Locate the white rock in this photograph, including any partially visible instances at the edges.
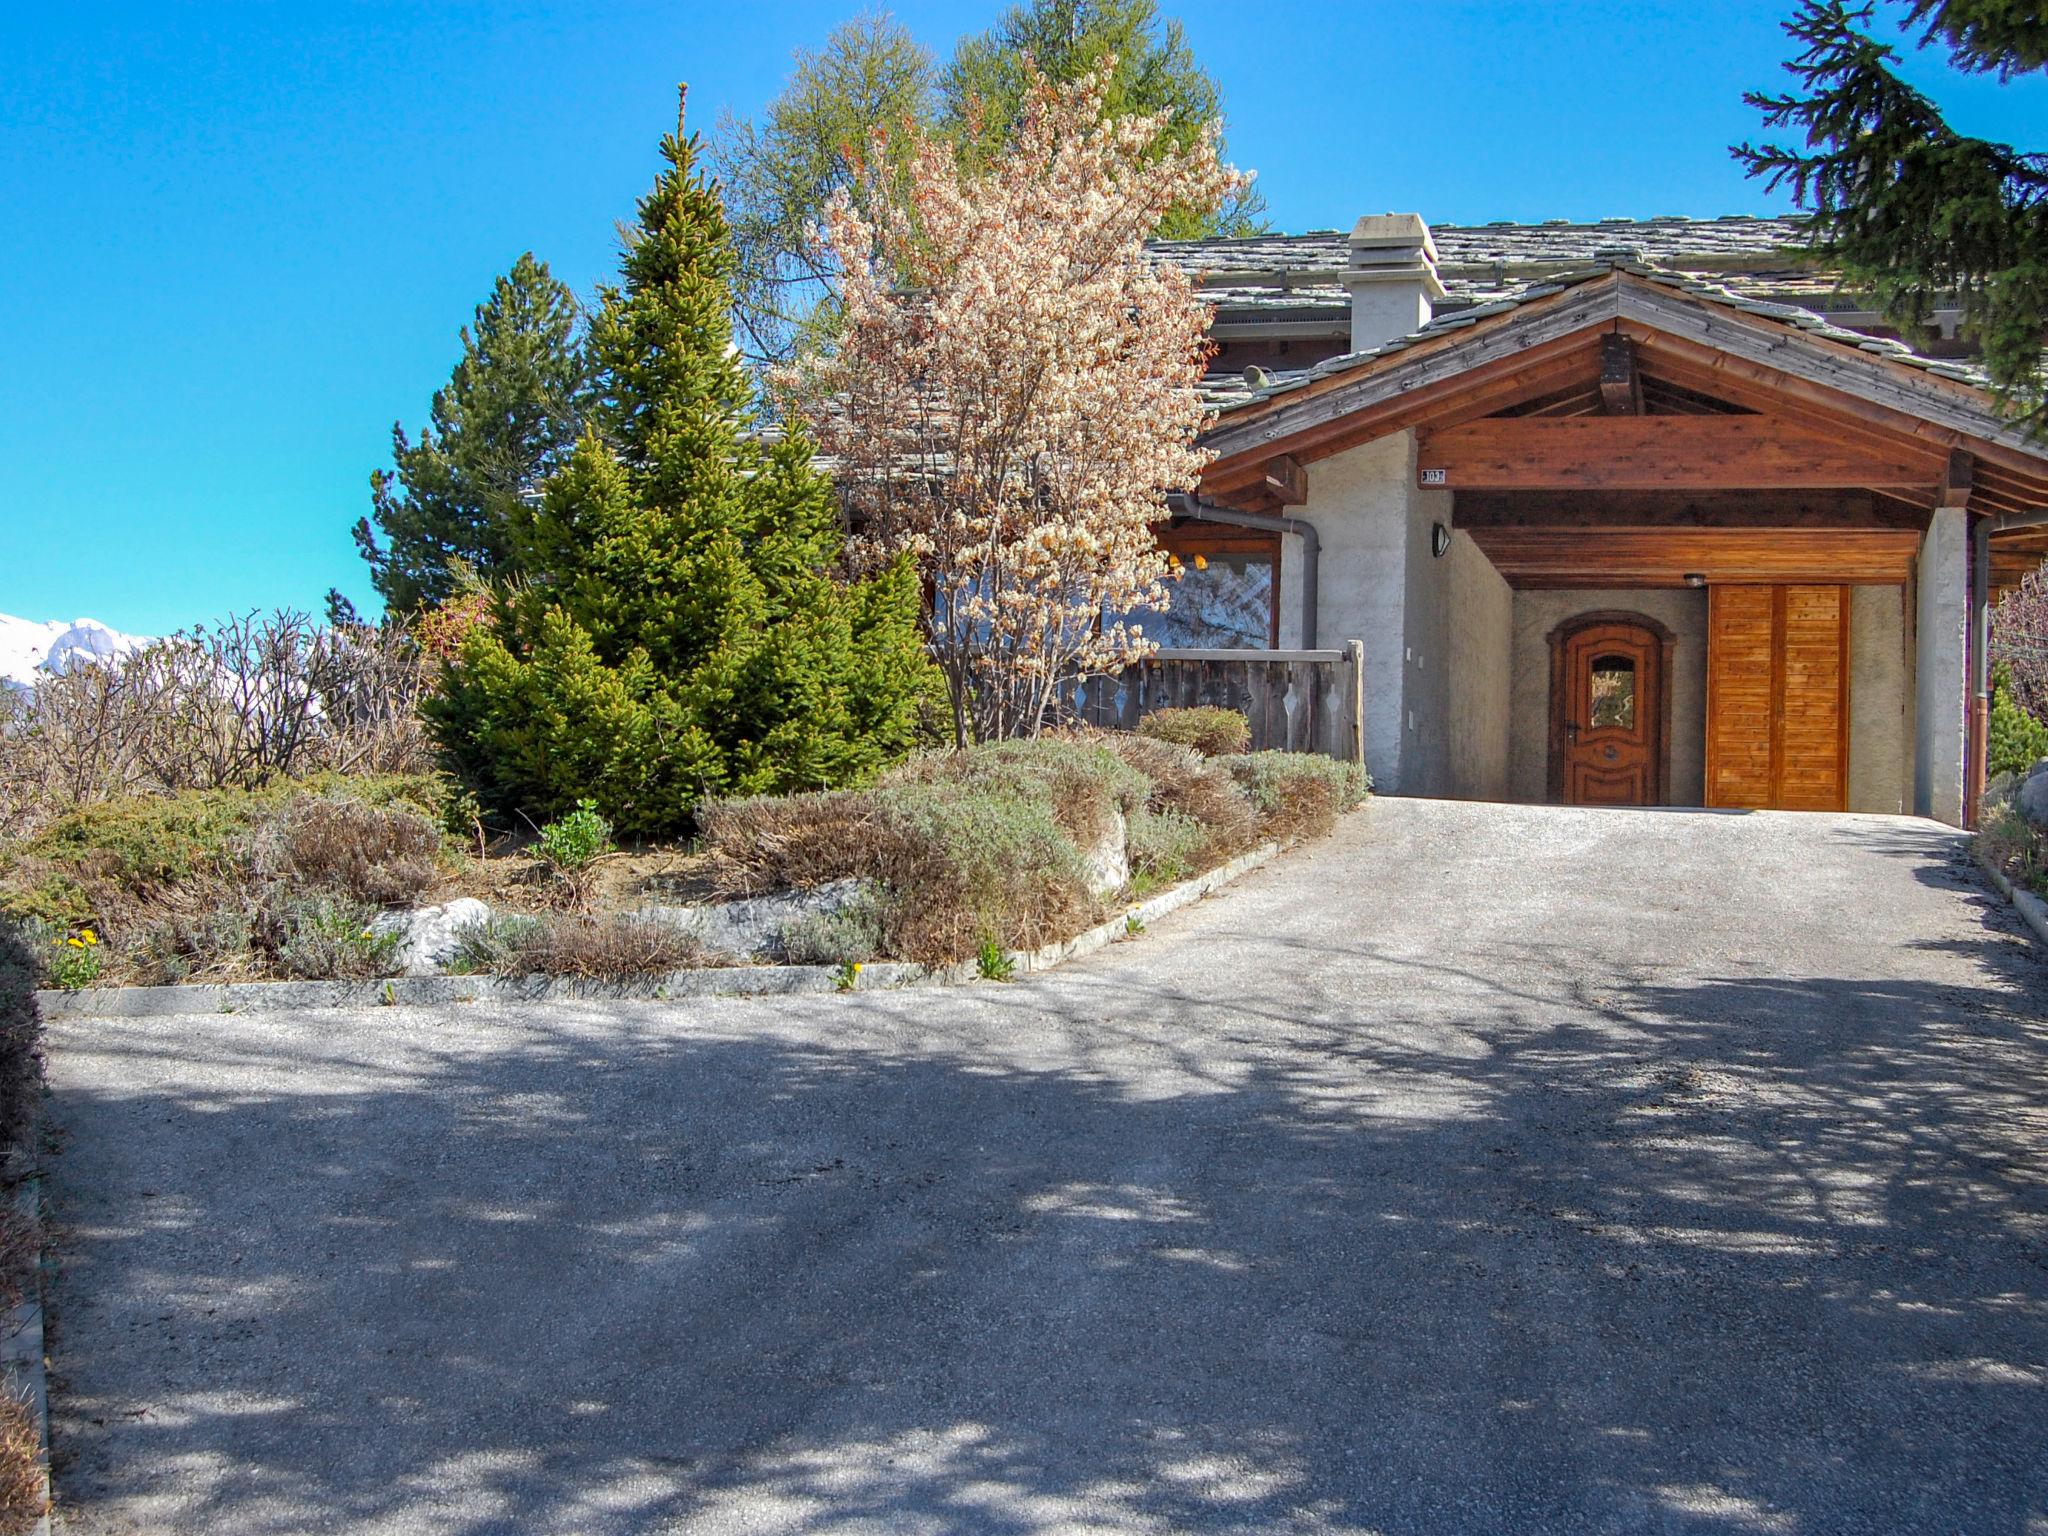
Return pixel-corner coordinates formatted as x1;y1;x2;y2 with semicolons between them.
372;897;492;976
1080;810;1129;898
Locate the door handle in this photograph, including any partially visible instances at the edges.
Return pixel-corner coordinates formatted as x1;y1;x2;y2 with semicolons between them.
1566;721;1580;743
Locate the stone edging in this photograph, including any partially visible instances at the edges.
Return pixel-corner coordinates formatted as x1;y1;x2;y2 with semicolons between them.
35;838;1289;1021
1;1168;48;1536
1975;847;2048;949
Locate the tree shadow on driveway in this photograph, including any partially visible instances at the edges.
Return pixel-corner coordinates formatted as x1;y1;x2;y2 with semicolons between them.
41;814;2048;1534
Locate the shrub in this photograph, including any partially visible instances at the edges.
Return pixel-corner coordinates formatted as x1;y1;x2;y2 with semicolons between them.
0;925;43;1158
0;1386;44;1534
127;904;255;986
253;894;404;981
699;770;1097;966
539;800;612;873
1137;706;1251;758
253;794;442;905
1989;663;2048;780
1125;806;1207;886
478;914;708;981
0;609;431;840
883;738;1148;851
780;892;885;966
1979;802;2047;894
1221;752;1370;843
445;913;544;975
1097;732;1260;864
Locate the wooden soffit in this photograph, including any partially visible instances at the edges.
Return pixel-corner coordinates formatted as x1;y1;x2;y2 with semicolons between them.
1465;527;1922;589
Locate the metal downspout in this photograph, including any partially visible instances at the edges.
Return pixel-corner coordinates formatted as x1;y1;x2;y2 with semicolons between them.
1167;494;1320;649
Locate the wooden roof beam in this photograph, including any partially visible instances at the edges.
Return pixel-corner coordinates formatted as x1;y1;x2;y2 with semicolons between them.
1599;334;1643;415
1417;416;1932;492
1941;448;1975;509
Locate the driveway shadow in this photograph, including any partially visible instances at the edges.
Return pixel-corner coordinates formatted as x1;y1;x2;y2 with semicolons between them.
44;917;2048;1535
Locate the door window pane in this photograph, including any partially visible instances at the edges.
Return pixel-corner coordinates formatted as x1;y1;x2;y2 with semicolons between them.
1589;654;1636;730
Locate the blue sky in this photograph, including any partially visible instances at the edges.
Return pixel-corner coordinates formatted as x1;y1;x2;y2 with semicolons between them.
6;1;2044;634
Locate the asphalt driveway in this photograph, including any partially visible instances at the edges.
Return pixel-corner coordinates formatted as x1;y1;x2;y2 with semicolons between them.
43;799;2048;1535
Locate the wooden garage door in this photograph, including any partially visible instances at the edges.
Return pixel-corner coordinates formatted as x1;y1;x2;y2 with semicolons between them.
1706;584;1849;811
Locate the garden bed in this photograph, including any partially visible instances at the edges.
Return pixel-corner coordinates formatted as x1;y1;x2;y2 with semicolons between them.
8;718;1367;1008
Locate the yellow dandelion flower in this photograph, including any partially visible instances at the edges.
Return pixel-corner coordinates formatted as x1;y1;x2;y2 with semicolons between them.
66;938;84;949
81;928;98;945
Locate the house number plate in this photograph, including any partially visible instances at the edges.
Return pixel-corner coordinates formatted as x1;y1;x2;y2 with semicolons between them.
1419;468;1448;486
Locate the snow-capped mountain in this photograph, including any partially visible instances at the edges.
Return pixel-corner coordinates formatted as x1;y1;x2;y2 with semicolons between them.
0;614;151;694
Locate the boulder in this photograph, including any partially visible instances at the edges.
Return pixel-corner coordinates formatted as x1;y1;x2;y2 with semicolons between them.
372;897;492;976
2019;763;2048;829
1080;810;1129;898
637;879;873;960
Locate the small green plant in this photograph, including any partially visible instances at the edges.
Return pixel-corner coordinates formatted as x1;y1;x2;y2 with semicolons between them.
977;936;1015;982
1124;910;1145;937
538;800;613;873
48;927;103;990
1989;663;2048;780
1137;706;1251;758
833;959;862;992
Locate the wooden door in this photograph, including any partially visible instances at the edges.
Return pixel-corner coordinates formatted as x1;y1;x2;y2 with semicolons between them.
1556;621;1666;805
1706;584;1849;810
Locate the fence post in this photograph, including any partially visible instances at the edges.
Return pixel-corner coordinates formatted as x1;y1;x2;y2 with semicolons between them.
1345;639;1366;766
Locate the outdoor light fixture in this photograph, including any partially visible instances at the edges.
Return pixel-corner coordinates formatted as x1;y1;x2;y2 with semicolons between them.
1431;522;1451;558
1684;572;1707;588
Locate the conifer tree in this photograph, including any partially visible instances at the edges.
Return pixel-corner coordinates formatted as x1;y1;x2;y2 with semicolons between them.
356;253;592;613
428;89;931;837
1737;2;2048;432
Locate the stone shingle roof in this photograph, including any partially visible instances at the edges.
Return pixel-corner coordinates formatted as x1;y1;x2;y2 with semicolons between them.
1184;261;1991;414
1149;214;1868;321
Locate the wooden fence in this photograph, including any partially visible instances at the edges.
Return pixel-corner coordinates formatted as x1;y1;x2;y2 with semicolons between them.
1060;642;1365;762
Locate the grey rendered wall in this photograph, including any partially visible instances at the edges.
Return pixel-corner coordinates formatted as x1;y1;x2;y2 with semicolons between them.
1444;531;1512;798
1507;589;1710;806
1286;430;1452;792
1914;508;1967;825
1848;584;1912;816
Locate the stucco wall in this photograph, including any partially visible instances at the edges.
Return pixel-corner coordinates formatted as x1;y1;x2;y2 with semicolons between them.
1914;508;1968;825
1507;589;1710;806
1848;584;1912;815
1287;430;1452;793
1444;531;1512;798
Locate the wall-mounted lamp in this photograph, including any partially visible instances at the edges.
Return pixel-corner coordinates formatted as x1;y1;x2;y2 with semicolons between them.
1431;522;1451;559
1683;572;1707;589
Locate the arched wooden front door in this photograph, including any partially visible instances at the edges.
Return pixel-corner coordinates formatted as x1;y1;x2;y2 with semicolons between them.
1548;614;1671;806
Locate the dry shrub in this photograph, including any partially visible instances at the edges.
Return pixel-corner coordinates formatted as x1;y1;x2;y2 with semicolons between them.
882;738;1146;852
0;1388;42;1536
0;928;41;1160
0;1209;37;1317
1222;752;1369;843
1137;706;1251;758
0;610;432;839
488;914;709;980
258;795;441;905
696;791;884;897
699;770;1097;966
1098;732;1259;862
1979;803;2046;890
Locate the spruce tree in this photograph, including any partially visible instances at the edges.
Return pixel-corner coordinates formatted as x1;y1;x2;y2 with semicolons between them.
355;253;592;613
428;91;932;838
1737;2;2048;432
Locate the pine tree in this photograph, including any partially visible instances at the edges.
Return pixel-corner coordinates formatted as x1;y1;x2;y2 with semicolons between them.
355;253;592;613
1736;2;2048;433
428;90;932;838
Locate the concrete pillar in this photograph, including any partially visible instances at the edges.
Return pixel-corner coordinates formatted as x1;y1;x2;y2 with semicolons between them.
1915;508;1968;824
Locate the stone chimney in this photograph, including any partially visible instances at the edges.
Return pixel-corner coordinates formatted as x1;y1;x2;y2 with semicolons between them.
1346;213;1443;354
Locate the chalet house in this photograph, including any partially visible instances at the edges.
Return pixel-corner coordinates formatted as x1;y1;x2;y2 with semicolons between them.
1144;214;2048;827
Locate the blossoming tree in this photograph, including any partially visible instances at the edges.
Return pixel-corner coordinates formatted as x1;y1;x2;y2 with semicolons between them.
785;63;1247;744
